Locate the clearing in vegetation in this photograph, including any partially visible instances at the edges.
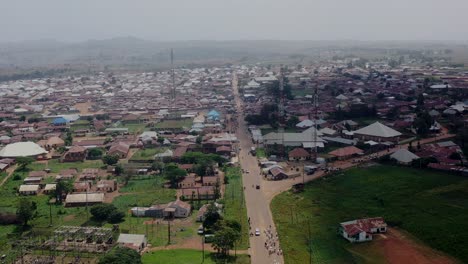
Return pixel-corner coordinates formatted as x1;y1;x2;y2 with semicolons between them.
271;165;468;264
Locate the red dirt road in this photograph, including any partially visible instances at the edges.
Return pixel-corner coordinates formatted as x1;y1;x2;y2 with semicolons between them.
379;228;458;264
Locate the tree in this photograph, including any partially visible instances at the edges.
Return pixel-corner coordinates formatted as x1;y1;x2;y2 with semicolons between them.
16;199;37;226
16;157;34;171
196;135;203;144
19;115;26;122
108;211;125;223
163;163;187;188
88;148;103;159
157;136;165;144
212;224;241;256
115;164;124;176
102;155;119;166
99;247;142;264
64;131;73;146
286;116;299;128
54;180;73;203
90;204;117;221
203;203;222;230
151;161;165;172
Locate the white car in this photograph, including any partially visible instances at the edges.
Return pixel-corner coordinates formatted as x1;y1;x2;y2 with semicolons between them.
255;228;260;236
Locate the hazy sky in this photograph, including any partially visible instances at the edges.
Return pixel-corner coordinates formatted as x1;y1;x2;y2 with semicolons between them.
2;0;468;42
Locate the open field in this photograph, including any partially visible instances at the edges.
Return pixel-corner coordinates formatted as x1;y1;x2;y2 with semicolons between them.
271;165;468;264
29;159;104;173
223;167;249;250
142;249;250;264
129;148;167;161
155;119;193;129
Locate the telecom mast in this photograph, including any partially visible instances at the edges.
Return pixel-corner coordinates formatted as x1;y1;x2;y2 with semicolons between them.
171;48;175;101
312;86;319;161
278;67;286;158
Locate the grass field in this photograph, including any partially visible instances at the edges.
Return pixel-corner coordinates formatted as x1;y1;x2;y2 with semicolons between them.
271;165;468;264
256;148;266;158
142;249;250;264
29;159;104;173
155;119;193;129
223;167;249;250
130;148;168;161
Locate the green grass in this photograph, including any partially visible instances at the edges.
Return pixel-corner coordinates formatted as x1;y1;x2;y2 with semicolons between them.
155;119;193;129
256;148;266;158
142;249;250;264
223;167;249;250
271;165;468;264
130;148;167;161
29;159;104;173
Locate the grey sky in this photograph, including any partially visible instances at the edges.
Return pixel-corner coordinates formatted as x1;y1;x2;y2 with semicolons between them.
2;0;467;42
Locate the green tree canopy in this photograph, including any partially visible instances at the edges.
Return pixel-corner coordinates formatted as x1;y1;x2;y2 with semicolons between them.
102;154;119;166
16;199;37;226
99;247;142;264
16;156;34;171
163;163;187;188
88;148;104;159
54;180;73;203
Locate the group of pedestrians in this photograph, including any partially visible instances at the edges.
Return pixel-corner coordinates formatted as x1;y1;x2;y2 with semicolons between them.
264;225;282;256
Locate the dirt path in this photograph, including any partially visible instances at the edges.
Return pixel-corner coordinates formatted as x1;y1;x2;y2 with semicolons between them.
0;164;18;187
379;228;459;264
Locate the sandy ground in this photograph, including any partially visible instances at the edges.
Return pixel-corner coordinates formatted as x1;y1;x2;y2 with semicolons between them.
378;228;459;264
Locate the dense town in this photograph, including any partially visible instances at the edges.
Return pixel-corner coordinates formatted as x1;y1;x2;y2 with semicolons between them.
1;54;468;264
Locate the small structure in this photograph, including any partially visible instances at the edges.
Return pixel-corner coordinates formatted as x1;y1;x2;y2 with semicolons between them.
61;146;87;162
117;234;147;252
329;146;364;160
96;180;117;192
52;117;68;126
269;167;288;180
0;141;47;158
288;148;310;161
178;175;195;188
353;122;402;143
108;142;130;159
44;183;57;194
65;193;104;207
19;184;40;195
164;200;191;218
390;149;420;165
339;217;387;243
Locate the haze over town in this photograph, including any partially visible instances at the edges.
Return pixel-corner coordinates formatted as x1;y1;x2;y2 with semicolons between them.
1;1;468;264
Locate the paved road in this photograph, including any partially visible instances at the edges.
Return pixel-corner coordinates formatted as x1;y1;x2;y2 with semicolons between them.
232;74;283;264
231;72;454;264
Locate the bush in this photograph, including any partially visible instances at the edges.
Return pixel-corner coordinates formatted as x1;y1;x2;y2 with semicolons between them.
90;204;125;223
99;246;142;264
90;204;116;221
108;211;125;223
12;174;22;181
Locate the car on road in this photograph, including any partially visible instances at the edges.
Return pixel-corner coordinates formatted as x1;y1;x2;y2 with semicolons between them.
245;170;250;174
255;228;260;236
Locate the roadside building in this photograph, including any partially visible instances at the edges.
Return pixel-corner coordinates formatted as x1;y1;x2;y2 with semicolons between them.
339;217;387;243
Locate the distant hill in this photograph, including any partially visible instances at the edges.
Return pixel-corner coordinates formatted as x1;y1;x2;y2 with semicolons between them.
0;37;466;70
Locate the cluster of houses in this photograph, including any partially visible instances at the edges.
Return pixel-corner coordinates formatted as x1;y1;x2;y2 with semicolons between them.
240;62;468;174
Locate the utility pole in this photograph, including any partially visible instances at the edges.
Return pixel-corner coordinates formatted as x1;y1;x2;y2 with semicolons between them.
167;220;171;245
202;234;205;263
49;203;53;227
